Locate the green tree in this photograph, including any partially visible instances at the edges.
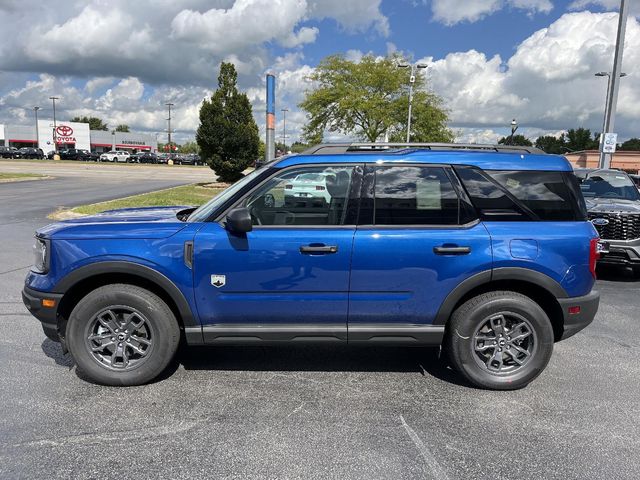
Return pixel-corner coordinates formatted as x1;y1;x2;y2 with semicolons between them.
70;116;108;131
565;128;598;151
180;141;199;154
621;138;640;151
498;134;533;147
290;141;310;153
115;124;130;132
197;62;260;182
299;54;453;143
535;135;566;154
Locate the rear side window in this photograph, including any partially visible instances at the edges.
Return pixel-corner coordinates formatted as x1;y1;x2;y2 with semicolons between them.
370;166;462;225
456;167;585;221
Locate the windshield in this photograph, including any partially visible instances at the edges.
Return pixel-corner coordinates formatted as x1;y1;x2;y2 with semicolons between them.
579;171;640;201
187;168;264;222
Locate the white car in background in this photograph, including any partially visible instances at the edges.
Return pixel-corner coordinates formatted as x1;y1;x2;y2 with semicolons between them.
284;172;332;203
99;150;131;163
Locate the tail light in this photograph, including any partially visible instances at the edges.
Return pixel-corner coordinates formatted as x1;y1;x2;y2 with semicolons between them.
285;184;293;189
316;185;325;191
589;238;599;278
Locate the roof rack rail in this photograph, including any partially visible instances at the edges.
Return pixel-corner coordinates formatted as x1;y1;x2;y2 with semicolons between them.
300;142;545;155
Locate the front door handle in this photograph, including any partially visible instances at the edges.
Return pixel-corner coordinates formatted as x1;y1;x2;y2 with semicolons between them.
433;246;471;255
300;245;338;254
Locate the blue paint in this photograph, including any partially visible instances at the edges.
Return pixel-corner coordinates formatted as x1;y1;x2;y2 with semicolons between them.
266;74;275;115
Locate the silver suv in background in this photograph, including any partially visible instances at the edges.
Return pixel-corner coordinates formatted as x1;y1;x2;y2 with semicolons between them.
576;168;640;271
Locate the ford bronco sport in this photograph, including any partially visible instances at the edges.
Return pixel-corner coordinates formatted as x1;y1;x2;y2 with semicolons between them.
23;143;600;389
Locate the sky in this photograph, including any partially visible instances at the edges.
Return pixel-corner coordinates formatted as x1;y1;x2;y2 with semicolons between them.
0;0;639;146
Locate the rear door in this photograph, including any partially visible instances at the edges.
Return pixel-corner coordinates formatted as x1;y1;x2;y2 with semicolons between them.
348;164;492;339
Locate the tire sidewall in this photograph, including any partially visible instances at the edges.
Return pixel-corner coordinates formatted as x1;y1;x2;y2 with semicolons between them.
451;294;554;390
66;286;179;386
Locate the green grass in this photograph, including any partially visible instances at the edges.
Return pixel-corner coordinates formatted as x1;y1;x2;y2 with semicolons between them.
68;183;224;216
0;172;46;181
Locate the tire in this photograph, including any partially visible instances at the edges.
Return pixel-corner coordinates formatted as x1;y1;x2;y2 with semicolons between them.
66;284;180;386
445;291;554;390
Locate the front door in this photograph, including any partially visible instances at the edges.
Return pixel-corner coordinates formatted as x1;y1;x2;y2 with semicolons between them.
193;164;360;342
348;164;492;340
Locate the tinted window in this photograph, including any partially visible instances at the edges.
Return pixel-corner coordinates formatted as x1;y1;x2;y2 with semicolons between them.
488;171;583;220
243;166;356;226
457;167;583;221
373;166;460;225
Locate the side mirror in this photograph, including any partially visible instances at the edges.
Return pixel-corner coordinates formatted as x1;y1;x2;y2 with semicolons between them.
225;207;253;234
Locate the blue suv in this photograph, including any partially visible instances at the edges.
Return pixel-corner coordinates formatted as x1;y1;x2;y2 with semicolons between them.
23;143;600;389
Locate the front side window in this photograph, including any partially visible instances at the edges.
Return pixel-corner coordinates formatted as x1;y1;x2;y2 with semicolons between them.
371;166;461;226
242;166;356;226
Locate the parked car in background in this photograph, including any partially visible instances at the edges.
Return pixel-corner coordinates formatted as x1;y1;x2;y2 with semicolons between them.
0;146;15;158
179;153;202;166
577;168;640;272
18;147;45;159
284;171;332;204
156;153;169;164
46;150;56;159
9;147;22;158
137;152;158;164
99;150;131;163
59;148;90;161
23;142;600;389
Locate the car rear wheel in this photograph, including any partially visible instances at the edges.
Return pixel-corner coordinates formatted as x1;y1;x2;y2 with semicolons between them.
445;291;554;390
66;284;180;386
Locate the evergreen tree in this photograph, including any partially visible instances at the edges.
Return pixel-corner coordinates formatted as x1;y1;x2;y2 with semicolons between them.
197;62;260;182
498;134;533;147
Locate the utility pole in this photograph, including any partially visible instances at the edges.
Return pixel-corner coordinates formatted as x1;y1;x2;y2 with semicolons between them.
49;96;59;152
595;71;627;159
397;62;428;142
33;106;40;148
165;102;174;151
281;108;289;152
600;0;630;169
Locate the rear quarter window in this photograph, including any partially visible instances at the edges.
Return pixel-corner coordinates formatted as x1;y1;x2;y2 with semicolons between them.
456;168;585;221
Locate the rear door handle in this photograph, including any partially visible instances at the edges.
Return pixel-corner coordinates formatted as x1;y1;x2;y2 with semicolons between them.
433;246;471;255
300;245;338;254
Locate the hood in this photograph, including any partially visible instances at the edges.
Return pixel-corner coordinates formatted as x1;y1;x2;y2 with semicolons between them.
586;198;640;214
38;206;193;240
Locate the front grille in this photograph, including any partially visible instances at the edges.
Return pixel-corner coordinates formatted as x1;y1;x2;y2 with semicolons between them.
588;212;640;240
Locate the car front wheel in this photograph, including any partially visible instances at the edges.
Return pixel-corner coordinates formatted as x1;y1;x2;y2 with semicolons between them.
66;284;180;386
445;291;554;390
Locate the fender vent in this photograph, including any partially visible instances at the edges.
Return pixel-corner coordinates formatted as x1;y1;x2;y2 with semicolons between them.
184;241;194;269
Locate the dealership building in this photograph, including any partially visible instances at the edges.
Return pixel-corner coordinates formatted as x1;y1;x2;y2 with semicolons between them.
0;120;157;153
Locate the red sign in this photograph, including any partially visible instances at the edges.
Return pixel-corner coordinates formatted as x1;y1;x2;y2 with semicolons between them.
55;125;76;144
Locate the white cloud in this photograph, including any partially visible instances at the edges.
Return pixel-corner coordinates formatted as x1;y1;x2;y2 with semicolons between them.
308;0;389;36
431;0;553;25
428;11;640;137
170;0;309;52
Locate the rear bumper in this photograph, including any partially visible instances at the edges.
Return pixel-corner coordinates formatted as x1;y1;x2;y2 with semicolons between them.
557;290;599;341
21;286;63;342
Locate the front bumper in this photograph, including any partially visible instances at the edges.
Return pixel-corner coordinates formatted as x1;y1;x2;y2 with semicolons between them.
21;286;63;342
557;290;600;341
597;237;640;266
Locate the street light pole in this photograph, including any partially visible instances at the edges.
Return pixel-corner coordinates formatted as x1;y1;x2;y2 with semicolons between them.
281;108;289;151
165;102;174;150
600;0;630;169
33;106;40;148
595;71;627;160
397;62;428;142
49;96;59;152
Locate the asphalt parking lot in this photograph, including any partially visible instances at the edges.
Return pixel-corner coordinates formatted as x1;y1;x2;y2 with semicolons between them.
1;162;639;479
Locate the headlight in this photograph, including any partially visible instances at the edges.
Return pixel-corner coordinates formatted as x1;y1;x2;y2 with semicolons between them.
32;237;50;273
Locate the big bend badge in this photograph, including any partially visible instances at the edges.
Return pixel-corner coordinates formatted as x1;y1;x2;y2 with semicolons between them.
211;274;226;288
